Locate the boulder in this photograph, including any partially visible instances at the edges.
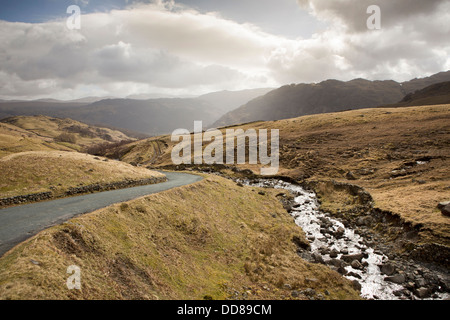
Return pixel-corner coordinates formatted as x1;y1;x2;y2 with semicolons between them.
337;267;348;275
414;287;431;299
438;202;450;217
351;260;363;270
303;288;316;297
312;252;325;264
356;216;375;227
384;274;406;284
327;258;344;268
347;271;362;279
341;253;367;263
380;263;396;276
346;171;357;180
329;249;339;259
334;227;345;239
351;280;362;291
437;201;450;209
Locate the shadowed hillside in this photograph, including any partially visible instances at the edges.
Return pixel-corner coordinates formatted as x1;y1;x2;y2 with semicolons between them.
386;81;450;108
213;71;450;127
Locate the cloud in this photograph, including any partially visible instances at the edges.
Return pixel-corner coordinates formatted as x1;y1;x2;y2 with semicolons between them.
0;3;282;99
0;1;448;100
278;0;450;82
297;0;446;32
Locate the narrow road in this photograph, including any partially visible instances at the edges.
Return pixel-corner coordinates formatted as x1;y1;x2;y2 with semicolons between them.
0;171;203;257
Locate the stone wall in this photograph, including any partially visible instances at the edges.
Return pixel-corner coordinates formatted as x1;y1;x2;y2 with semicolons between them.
0;176;167;207
0;192;53;207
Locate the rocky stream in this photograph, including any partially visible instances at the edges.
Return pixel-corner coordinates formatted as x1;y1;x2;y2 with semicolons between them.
237;178;450;300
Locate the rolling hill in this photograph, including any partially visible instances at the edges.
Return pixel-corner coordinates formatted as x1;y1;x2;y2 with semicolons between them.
0;115;165;205
110;104;450;252
0;89;273;136
213;71;450;127
0;115;134;156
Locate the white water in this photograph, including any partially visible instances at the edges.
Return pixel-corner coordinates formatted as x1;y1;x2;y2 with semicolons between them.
239;178;448;300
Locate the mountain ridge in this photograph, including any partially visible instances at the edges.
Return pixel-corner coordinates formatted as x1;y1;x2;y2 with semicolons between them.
213;71;450;127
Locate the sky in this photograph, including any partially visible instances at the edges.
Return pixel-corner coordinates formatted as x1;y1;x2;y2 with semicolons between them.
0;0;449;100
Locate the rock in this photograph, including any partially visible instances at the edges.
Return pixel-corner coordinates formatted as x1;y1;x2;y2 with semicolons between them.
334;227;345;239
346;171;357;180
393;290;404;297
405;282;415;291
292;235;311;251
297;250;314;262
327;258;343;268
414;287;431;299
305;278;319;284
312;253;325;264
341;253;366;263
438;202;450;217
380;263;396;276
351;260;363;270
437;201;450;209
337;267;347;275
347;271;362;279
304;288;316;297
351;280;362;291
356;216;375;227
329;249;339;258
415;278;427;288
384;274;406;284
258;191;266;196
30;259;40;265
291;290;299;298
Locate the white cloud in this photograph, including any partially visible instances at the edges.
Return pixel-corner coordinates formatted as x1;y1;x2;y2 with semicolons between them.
0;1;448;100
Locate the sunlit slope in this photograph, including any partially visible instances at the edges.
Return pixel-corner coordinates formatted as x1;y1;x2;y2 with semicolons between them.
0;174;360;300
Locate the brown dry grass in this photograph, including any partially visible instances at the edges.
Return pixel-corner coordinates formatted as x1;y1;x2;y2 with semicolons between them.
0;115;133;157
0;122;74;158
120;104;450;247
0;174;360;300
0;151;165;198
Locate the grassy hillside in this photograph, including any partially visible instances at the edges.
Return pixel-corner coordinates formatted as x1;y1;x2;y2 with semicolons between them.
0;151;165;199
113;105;450;248
0;121;74;157
1;115;133;153
0;174;360;300
387;81;450;108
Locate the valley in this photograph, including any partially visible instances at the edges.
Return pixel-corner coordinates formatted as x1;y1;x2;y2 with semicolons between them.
0;78;448;301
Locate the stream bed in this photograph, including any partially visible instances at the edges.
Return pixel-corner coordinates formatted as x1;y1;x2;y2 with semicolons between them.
237;178;450;300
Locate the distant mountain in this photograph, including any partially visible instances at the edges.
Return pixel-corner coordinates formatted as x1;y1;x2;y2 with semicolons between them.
197;88;274;120
64;98;222;136
213;71;450;127
400;71;450;94
0;100;90;122
0;88;272;136
387;81;450;108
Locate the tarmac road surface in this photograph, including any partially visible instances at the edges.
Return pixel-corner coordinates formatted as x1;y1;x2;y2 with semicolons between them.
0;171;203;257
